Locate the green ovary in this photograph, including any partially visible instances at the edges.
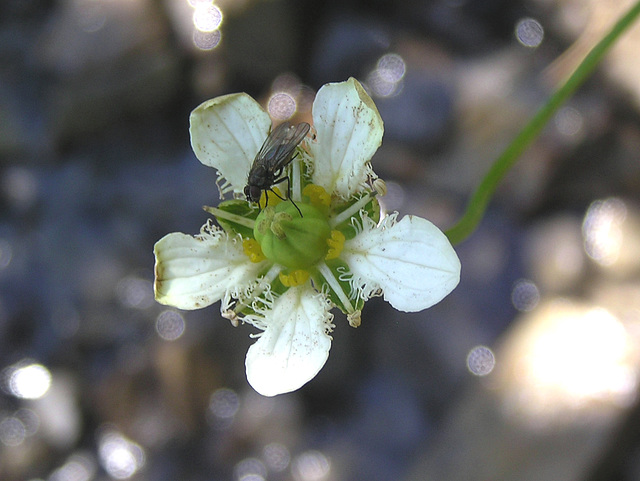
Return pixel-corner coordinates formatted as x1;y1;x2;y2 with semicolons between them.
254;202;331;270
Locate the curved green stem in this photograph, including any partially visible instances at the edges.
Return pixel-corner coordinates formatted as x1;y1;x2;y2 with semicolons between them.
445;0;640;245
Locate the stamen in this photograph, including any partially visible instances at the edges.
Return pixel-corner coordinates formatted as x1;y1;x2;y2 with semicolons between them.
317;262;355;314
279;269;310;287
292;157;302;202
260;187;284;209
242;238;266;263
325;230;345;260
233;264;282;316
347;310;362;328
215;176;233;199
329;191;376;228
203;206;256;229
221;309;240;327
372;178;387;196
303;184;331;208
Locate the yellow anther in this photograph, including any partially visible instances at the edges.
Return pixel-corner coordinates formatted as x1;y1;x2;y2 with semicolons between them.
279;269;310;287
347;310;361;328
325;230;345;260
242;238;266;263
259;187;284;209
303;184;331;208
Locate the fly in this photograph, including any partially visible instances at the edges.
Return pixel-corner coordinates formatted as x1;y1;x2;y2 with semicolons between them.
244;121;310;217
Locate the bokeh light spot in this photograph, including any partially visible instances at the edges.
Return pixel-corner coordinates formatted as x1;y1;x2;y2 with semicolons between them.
15;409;39;437
193;28;221;50
268;92;297;120
467;346;496;376
367;53;406;97
555;106;584;137
582;197;627;266
5;362;52;399
116;276;154;309
377;53;406;83
155;310;185;341
0;416;27;446
209;388;240;419
291;450;330;481
511;279;540;312
263;442;291;472
515;18;544;47
98;430;145;479
234;457;267;481
49;453;97;481
193;3;222;32
207;388;240;430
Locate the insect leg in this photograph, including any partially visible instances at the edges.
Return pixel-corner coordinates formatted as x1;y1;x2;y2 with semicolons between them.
271;176;302;217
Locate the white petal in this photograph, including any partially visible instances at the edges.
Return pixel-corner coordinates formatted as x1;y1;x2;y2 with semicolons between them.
189;93;272;194
342;214;461;312
310;77;383;198
245;286;333;396
154;230;263;310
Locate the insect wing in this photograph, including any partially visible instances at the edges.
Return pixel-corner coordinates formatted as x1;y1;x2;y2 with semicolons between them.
255;122;310;171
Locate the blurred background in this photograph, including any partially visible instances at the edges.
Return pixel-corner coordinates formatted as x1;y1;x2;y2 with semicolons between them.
2;0;640;480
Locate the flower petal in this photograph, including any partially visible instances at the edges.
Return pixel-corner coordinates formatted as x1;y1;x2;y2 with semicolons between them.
310;77;383;198
342;214;461;312
154;229;264;310
245;286;333;396
190;93;272;195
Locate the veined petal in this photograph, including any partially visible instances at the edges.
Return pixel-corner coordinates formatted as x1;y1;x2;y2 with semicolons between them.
190;93;272;195
245;286;333;396
154;229;265;310
342;214;461;312
310;77;383;198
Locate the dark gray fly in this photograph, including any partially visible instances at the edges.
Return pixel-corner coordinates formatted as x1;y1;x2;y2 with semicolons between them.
244;122;310;216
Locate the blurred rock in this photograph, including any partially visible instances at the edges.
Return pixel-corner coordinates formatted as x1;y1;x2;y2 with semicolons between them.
222;0;300;92
405;297;640;481
581;197;640;279
371;39;456;149
542;0;640;110
524;214;586;294
33;0;182;144
310;16;390;86
328;369;429;481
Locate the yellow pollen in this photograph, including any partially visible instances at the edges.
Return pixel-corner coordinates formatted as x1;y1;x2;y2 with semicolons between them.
325;230;345;260
259;187;284;209
303;184;331;208
279;269;310;287
242;238;266;263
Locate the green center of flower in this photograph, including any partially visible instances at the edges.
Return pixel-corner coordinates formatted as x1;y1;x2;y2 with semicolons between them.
254;201;331;270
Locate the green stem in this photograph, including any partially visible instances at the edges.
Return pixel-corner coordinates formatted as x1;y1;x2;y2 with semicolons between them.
445;0;640;245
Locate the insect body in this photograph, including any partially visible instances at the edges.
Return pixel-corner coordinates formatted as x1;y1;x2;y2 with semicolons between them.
244;122;310;216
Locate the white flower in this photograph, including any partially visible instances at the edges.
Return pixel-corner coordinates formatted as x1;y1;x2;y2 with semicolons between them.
154;78;461;396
